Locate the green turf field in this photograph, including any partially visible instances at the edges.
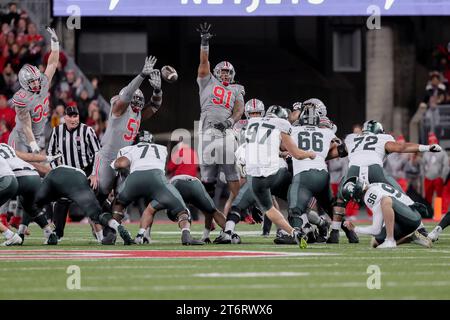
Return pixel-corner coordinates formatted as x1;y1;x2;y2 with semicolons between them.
0;222;449;300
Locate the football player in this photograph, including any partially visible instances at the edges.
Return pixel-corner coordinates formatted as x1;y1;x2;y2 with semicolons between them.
275;101;347;244
196;22;245;216
0;143;61;244
329;120;442;244
111;131;204;245
342;177;431;249
236;105;315;248
134;174;227;244
0;157;22;246
9;27;59;153
216;105;294;244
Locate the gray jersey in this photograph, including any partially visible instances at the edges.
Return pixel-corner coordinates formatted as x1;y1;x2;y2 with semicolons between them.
12;73;50;143
197;74;245;137
99;96;142;162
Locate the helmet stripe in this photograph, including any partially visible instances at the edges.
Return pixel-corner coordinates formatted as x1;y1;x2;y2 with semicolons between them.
27;65;38;77
252;99;256;110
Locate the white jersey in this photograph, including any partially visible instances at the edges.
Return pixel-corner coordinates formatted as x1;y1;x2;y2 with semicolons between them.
345;133;394;167
114;142;167;174
0;157;14;177
245;116;291;177
0;143;38;177
355;183;415;236
291;125;335;175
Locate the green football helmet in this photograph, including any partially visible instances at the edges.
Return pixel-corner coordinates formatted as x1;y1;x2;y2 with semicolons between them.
266;105;288;120
341;176;368;203
362;120;384;134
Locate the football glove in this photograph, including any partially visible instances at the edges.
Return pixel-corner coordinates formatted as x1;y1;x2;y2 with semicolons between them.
214;119;233;132
429;144;442;152
148;69;161;90
141;56;157;77
197;22;214;46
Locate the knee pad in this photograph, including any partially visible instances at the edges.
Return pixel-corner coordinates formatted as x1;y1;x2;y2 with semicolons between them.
202;181;216;199
99;212;113;226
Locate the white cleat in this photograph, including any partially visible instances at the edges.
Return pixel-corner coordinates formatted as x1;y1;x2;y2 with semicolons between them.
376;239;397;249
428;226;442;242
411;230;432;248
1;233;23;246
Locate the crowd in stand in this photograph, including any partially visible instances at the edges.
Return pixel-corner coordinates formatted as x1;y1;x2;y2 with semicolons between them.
0;2;108;147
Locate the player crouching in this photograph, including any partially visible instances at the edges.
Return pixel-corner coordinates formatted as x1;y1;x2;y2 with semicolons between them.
341;177;432;249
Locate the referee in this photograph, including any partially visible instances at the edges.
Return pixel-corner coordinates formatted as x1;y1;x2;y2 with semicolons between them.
47;105;101;239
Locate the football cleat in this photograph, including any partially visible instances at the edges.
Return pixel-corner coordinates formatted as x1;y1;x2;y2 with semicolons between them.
201;237;212;244
134;234;145;244
18;233;25;245
376;239;396;249
428;226;442;242
118;225;134;245
342;221;359;243
327;229;340;244
416;227;428;237
213;231;232;244
1;233;23;246
370;237;379;248
44;232;58;245
231;232;242;244
181;230;205;246
411;230;432;248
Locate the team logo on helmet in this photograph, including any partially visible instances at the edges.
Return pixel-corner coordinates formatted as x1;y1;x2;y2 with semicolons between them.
341;176;368;203
18;64;41;93
134;130;154;145
130;89;145;113
299;102;320;126
244;98;265;119
303;98;327;117
213;61;235;86
266;105;288;120
362;120;384;134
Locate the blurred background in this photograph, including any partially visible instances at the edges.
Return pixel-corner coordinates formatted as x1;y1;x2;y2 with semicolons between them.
0;0;449;222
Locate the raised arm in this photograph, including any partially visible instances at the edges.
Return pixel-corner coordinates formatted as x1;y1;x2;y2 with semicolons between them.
281;132;316;160
142;69;163;120
112;56;157;117
44;27;60;82
197;22;213;78
15;107;39;153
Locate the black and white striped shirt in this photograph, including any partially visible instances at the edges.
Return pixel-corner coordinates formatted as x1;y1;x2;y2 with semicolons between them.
48;123;101;175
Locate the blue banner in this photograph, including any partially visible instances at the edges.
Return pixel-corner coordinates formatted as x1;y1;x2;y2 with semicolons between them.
54;0;450;17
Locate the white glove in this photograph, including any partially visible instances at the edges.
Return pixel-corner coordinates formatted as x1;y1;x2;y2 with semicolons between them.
429;144;442;153
148;69;161;90
29;141;40;154
141;56;157;77
293;102;302;111
46;27;59;51
46;153;63;163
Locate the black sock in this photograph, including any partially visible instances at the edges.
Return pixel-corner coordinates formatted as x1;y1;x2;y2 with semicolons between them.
438;211;450;230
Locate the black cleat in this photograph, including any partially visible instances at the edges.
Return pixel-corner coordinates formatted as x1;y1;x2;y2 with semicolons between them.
18;233;25;245
213;231;232;244
342;223;359;243
118;225;134;245
417;227;428;238
46;232;58;245
182;230;205;246
327;229;340;244
274;232;297;245
202;237;212;244
101;226;117;245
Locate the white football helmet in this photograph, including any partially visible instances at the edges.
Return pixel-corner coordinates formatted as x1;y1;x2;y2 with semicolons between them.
303;98;327;117
244;98;265;118
130;89;145;113
213;61;235;85
18;64;41;93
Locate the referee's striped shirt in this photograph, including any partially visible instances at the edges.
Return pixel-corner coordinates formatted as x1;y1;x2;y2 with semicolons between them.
48;123;101;175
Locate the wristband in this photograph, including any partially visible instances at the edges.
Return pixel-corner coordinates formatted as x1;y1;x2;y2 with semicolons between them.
51;41;59;51
418;145;430;152
201;45;209;53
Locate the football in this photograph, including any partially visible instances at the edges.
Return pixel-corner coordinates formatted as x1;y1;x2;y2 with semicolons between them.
161;65;178;83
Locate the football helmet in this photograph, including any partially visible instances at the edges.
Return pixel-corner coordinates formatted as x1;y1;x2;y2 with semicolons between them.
213;61;235;85
18;64;41;93
362;120;384;134
130;89;145;113
299;102;320;126
341;176;368;203
266;105;288;120
244;98;265;118
303;98;327;117
134;130;154;145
